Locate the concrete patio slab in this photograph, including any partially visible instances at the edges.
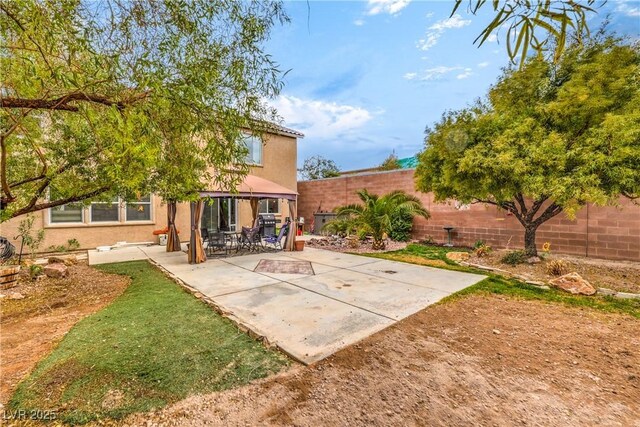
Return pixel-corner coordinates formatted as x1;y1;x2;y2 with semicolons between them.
88;246;148;265
177;262;280;297
87;244;486;364
289;269;451;320
348;259;485;293
214;282;394;363
285;247;380;269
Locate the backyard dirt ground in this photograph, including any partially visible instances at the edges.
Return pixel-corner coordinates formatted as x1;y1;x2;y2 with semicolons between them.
0;263;129;404
468;250;640;294
121;294;640;427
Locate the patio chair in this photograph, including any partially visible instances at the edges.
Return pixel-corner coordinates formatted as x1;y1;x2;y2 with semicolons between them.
239;226;263;252
264;224;288;251
201;228;227;256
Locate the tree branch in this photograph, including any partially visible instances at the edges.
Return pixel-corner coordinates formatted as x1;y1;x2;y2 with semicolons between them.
1;91;149;112
10;186;110;219
532;202;563;228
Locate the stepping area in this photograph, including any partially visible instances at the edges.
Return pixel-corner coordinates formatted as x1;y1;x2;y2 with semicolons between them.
89;245;485;364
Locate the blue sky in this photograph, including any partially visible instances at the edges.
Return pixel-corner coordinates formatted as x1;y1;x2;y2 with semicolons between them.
265;0;640;171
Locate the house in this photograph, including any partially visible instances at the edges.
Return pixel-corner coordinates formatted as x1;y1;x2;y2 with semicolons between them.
1;125;303;251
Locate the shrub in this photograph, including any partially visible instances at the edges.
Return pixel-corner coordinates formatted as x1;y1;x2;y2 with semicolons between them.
474;243;492;257
67;239;80;250
546;259;568;276
324;217;357;237
473;240;486;249
501;250;527;266
29;264;43;280
388;207;414;242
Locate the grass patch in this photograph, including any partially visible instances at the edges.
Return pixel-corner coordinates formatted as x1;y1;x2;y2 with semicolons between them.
361;243;476;273
9;261;289;424
371;244;640;319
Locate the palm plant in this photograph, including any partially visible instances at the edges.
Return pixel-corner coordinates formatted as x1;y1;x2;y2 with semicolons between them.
334;189;430;250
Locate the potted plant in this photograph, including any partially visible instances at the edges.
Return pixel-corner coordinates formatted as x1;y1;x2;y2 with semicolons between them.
294;239;305;251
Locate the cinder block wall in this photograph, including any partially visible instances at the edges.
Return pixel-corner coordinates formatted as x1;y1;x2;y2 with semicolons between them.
298;169;640;261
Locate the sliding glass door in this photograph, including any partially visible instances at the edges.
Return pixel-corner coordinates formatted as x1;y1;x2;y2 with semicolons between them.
202;198;236;232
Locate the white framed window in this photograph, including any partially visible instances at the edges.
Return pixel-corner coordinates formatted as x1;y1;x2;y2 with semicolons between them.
243;134;262;165
50;203;84;223
90;197;120;222
125;195;152;221
258;198;279;214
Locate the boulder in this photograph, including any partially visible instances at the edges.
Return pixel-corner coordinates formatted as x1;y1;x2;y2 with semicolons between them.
44;263;68;279
48;255;77;266
445;251;470;262
549;272;596;296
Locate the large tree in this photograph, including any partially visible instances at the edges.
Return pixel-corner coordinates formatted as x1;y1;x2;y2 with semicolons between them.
1;0;288;221
298;155;340;180
416;35;640;256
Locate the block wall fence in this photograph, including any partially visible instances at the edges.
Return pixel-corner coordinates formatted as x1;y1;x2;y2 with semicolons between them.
297;169;640;262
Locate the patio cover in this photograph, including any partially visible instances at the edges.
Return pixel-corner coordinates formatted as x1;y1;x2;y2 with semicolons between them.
199;174;298;201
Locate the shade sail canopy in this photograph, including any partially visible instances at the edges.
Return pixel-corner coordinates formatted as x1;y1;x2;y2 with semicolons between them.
199;174;297;200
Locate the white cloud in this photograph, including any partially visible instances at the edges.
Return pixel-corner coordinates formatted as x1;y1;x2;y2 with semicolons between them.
416;13;471;51
425;11;434;18
416;66;463;81
618;4;640;16
353;19;365;26
486;33;498;42
271;95;374;139
366;0;410;16
403;72;417;80
416;32;441;51
477;61;490;68
456;68;473;79
428;14;471;31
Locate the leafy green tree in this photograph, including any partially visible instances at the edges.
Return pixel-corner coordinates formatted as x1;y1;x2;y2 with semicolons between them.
334;189;430;250
453;0;602;64
1;0;288;221
379;151;401;171
298;155;340;180
416;35;639;256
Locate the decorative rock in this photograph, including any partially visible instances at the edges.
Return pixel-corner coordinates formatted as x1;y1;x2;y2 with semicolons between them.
44;263;68;279
526;256;541;264
445;251;471;262
548;272;596;296
8;292;25;300
48;255;77;266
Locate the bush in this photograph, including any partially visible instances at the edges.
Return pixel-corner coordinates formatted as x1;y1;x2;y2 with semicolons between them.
501;250;527;266
546;259;568;276
388;207;414;242
29;264;43;280
474;243;492;257
324;218;357;237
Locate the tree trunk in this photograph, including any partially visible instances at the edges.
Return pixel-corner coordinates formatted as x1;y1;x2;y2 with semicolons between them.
524;224;538;257
372;238;386;250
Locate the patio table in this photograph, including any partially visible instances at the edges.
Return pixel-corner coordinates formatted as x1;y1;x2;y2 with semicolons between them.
223;231;242;253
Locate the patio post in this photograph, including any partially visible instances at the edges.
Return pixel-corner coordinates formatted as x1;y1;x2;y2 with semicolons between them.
166;201;181;252
285;197;298;251
188;200;206;264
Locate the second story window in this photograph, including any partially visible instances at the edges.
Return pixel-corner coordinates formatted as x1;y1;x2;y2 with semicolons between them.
243;135;262;165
